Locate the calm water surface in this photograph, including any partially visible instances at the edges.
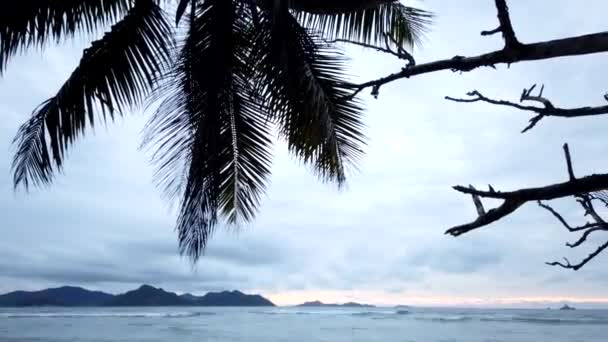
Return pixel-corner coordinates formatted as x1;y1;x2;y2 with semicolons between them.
1;306;606;341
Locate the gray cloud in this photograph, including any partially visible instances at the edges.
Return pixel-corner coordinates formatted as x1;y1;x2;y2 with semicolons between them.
1;0;608;304
409;243;503;274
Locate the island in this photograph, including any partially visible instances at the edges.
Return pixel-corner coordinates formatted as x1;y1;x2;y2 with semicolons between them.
296;300;375;308
559;304;576;311
0;285;275;307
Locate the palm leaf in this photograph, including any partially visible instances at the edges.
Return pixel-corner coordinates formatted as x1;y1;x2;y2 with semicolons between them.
12;0;173;189
175;0;191;25
287;0;395;14
294;1;432;47
253;6;366;185
144;0;272;261
0;0;131;72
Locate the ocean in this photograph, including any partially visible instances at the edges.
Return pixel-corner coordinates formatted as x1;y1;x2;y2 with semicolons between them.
1;306;607;341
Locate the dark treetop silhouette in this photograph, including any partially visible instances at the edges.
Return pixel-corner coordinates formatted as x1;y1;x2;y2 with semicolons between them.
2;0;431;261
7;1;607;270
0;0;431;260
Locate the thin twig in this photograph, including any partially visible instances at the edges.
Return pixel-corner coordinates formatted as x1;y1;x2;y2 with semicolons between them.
328;39;408;61
567;227;607;248
445;87;608;132
481;27;501;36
563;143;575;181
547;241;608;270
537;201;600;232
493;0;521;48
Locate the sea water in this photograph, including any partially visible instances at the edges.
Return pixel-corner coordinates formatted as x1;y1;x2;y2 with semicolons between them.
1;306;606;341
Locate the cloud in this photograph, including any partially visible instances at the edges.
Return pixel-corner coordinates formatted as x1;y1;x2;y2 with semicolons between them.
1;0;608;305
409;242;503;274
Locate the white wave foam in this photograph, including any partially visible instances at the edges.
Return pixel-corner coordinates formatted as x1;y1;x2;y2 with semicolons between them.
480;316;608;325
415;315;474;323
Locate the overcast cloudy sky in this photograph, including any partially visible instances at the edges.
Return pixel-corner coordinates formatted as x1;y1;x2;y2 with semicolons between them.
2;1;608;307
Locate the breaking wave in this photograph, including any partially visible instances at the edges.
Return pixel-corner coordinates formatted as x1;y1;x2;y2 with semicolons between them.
415;316;474;323
8;308;607;326
480;316;608;325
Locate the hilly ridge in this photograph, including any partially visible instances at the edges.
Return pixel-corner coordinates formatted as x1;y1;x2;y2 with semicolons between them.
0;285;274;307
297;300;375;308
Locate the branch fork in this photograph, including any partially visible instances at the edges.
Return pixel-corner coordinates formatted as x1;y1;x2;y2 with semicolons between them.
447;144;608;270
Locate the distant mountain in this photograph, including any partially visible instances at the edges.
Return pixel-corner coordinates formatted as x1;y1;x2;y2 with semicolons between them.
0;286;113;307
197;290;274;306
106;285;185;306
179;293;199;302
297;300;375;308
0;285;274;307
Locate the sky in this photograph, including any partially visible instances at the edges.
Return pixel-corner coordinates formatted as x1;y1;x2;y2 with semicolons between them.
2;0;608;308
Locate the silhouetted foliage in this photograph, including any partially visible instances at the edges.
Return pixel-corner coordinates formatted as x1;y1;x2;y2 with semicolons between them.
2;0;431;261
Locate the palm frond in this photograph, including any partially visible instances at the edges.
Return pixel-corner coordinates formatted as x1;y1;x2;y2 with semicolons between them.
0;0;131;72
253;6;366;185
294;1;432;47
287;0;395;14
144;0;272;261
175;0;191;25
12;0;173;189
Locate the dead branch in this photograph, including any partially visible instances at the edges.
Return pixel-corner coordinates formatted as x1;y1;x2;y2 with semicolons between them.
469;185;486;216
481;27;501;37
446;145;608;235
331;0;608;269
447;143;608;269
347;0;608;99
349;31;608;96
332;35;416;100
537;201;600;232
328;38;415;66
566;227;605;248
563;143;575;181
445;86;608;132
539;195;608;249
451;172;608;202
492;0;521;49
546;241;608;271
446;198;524;236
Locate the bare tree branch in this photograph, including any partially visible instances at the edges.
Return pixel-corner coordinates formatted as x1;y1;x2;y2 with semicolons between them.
469;185;486;216
446;145;608;239
346;0;608;100
546;241;608;270
349;32;608;96
566;227;606;248
452;172;608;202
537;201;600;232
578;195;606;226
445;87;608;132
493;0;521;48
453;157;608;270
481;27;501;37
334;0;608;269
328;38;414;65
563;143;576;181
544;194;608;269
446;198;524;237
